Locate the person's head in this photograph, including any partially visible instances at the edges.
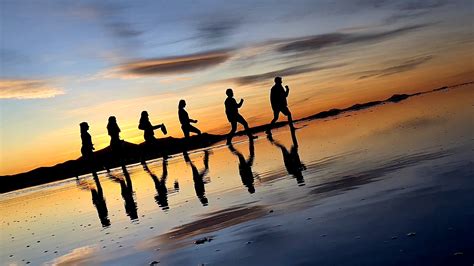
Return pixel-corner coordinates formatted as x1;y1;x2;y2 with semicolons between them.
226;88;234;97
140;111;148;119
274;76;282;84
80;122;89;132
178;99;186;109
108;116;116;123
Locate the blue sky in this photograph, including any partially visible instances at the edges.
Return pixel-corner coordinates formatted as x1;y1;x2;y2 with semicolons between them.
1;0;473;174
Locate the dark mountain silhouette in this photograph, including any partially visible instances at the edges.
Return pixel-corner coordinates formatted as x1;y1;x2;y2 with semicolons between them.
0;82;471;193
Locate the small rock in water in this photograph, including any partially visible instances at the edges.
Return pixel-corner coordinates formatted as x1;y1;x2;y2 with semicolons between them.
391;236;398;240
246;241;252;245
406;232;416;237
306;217;312;220
149;260;160;265
195;237;213;245
355;236;361;239
453;252;463;256
320;234;327;237
269;210;274;213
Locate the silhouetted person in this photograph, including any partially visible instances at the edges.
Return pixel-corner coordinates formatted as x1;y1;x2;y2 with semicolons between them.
224;88;257;144
107;116;123;152
108;166;138;220
139;111;167;161
266;77;293;134
179;99;202;139
184;150;210;206
267;128;306;185
91;176;111;227
138;111;167;143
80;122;94;160
228;139;256;194
142;158;169;210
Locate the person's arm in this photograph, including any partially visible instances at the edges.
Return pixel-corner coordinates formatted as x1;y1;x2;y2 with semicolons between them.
285;85;290;97
237;99;244;108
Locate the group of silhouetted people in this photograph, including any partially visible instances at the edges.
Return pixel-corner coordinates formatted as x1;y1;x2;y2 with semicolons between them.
80;76;293;162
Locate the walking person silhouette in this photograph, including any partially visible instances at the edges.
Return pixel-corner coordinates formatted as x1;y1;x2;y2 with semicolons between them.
178;99;201;138
224;88;257;145
266;77;293;134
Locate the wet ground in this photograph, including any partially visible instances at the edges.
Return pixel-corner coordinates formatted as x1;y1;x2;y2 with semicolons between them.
1;86;473;265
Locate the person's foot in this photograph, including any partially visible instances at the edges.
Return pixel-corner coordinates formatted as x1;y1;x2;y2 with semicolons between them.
265;128;271;134
226;139;232;145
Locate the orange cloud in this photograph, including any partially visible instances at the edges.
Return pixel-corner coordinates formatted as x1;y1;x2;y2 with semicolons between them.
0;79;64;99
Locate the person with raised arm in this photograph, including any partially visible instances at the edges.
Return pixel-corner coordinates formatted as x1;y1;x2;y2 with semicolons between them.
266;76;293;134
224;88;257;145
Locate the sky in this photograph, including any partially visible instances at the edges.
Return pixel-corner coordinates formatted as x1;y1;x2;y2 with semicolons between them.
0;0;473;175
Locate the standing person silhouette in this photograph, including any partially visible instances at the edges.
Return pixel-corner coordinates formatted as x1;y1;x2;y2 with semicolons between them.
178;99;201;138
224;88;257;145
107;116;123;163
266;77;293;134
80;122;94;160
138;111;167;143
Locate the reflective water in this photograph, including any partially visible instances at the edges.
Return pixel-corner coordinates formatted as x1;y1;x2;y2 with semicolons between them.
1;86;473;265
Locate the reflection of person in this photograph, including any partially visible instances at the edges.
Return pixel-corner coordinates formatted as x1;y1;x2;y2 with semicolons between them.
138;111;167;143
108;166;138;220
228;139;256;194
91;176;111;227
80;122;94;159
184;150;210;206
224;88;257;145
266;77;293;134
267;128;306;185
178;99;201;138
142;158;169;210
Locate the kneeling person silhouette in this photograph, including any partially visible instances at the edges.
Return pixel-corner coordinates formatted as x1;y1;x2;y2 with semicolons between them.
224;88;257;145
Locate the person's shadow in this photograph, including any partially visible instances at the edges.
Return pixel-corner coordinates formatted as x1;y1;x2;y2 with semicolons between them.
228;139;257;194
267;128;306;185
108;165;139;220
184;150;210;206
76;175;111;227
142;158;169;210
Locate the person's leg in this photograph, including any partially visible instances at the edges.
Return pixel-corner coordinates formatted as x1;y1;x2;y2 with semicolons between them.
227;121;237;144
237;114;256;138
266;110;280;133
281;107;294;128
188;124;202;135
182;125;190;139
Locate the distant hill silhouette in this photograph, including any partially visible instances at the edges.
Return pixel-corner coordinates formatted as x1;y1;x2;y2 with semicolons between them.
0;82;471;193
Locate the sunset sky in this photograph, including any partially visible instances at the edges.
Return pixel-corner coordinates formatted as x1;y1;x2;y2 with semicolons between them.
1;0;473;175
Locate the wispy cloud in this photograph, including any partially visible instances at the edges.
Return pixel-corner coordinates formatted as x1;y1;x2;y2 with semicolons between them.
233;63;347;85
112;50;232;77
0;79;64;99
196;15;242;44
356;56;433;79
276;24;431;54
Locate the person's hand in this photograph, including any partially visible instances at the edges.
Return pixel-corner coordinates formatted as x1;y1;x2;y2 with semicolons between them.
239;99;244;104
193;119;198;123
285;85;289;91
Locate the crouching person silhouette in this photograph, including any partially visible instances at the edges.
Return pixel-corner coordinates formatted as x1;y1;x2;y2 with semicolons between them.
178;99;201;139
224;88;257;145
266;76;293;134
138;111;167;143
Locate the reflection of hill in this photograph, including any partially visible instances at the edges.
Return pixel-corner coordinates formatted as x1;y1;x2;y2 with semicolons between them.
0;82;470;193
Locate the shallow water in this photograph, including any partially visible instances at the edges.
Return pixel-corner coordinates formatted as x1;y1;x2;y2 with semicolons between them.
1;86;473;265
